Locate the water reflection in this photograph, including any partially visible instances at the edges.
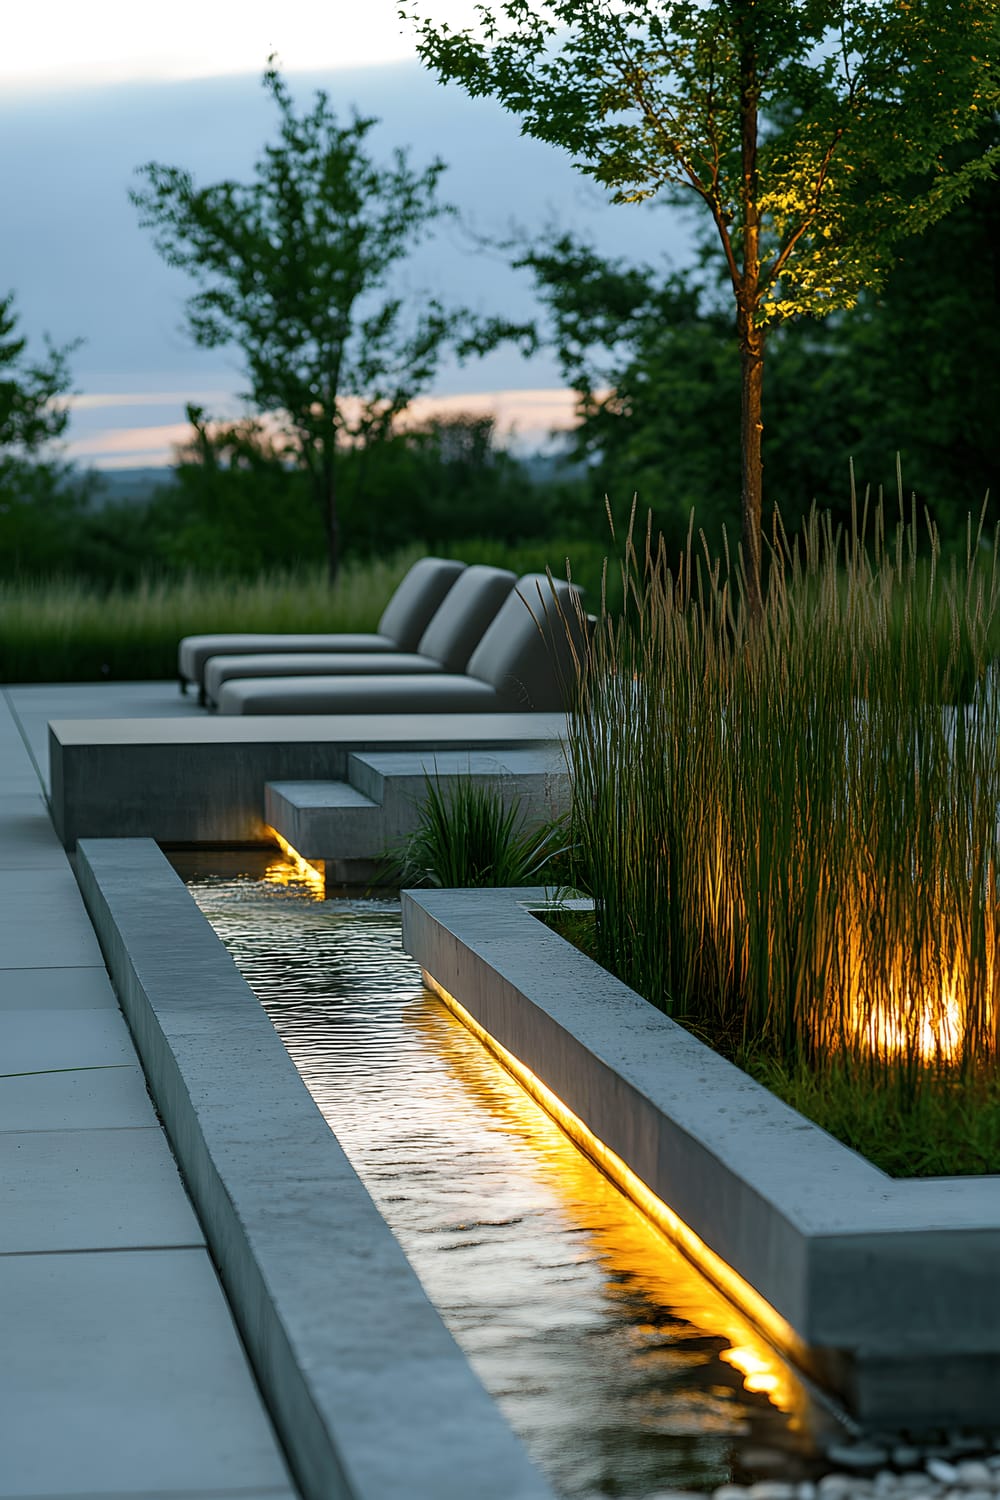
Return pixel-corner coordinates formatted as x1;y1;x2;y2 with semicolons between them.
180;858;843;1499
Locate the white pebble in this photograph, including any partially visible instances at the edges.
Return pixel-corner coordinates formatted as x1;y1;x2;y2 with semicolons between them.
926;1460;959;1485
826;1445;891;1471
957;1463;994;1486
817;1478;857;1499
748;1484;798;1500
893;1448;923;1470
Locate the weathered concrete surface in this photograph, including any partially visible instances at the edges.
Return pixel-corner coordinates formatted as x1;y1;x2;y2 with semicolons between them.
266;744;570;864
401;887;1000;1430
76;838;557;1500
49;712;565;847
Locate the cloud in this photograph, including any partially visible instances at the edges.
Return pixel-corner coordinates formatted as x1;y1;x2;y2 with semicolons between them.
63;387;603;469
65;390;237;412
67;421;193;465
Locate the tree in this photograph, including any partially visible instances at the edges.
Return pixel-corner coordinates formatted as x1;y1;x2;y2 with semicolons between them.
131;64;532;582
404;0;1000;614
522;112;1000;548
0;292;76;458
0;293;94;577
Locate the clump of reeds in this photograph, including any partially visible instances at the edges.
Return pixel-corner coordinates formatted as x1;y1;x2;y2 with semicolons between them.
568;478;1000;1134
392;774;568;889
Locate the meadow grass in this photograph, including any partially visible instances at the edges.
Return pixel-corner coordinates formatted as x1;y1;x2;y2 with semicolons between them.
566;481;1000;1176
0;536;608;682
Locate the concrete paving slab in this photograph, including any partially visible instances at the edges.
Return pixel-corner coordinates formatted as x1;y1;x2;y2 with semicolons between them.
0;868;104;968
0;1063;155;1133
0;965;115;1010
0;793;68;867
0;1007;155;1133
0;1125;203;1254
0;1004;139;1071
0;1002;140;1074
0;1246;292;1497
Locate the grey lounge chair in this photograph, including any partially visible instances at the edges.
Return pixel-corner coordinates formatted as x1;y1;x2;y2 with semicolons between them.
178;555;465;704
217;574;586;715
201;564;517;707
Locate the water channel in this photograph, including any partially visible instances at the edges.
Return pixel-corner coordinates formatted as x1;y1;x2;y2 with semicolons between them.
174;850;846;1499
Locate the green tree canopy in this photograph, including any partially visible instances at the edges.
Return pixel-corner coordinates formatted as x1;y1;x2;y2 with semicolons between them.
520;116;1000;550
131;64;532;581
405;0;1000;612
0;293;76;457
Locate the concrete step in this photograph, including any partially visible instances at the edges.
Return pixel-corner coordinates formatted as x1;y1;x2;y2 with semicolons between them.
264;780;382;861
264;747;571;872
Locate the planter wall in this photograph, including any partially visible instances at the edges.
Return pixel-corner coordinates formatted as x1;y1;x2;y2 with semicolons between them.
402;886;1000;1431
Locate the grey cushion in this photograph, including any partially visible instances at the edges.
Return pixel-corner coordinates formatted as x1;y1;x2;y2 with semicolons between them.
415;565;516;672
375;557;466;650
202;564;516;703
465;574;585;710
203;650;443;705
218;673;507;715
179;632;399;690
178;556;465;687
216;575;586;716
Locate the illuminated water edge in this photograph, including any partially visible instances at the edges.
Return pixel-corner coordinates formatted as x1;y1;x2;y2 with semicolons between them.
175;851;845;1499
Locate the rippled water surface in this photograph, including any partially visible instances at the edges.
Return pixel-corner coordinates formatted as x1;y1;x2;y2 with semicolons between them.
177;852;844;1499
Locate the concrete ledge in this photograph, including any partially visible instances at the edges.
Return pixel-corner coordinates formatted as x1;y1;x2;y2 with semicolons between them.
265;745;570;866
50;713;565;847
401;887;1000;1431
75;839;557;1500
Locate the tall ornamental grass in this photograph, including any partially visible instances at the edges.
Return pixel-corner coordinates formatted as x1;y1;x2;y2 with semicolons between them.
569;485;1000;1126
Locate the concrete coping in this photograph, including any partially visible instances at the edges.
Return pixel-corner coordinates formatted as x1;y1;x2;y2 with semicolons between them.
401;886;1000;1430
75;839;557;1500
49;713;567;847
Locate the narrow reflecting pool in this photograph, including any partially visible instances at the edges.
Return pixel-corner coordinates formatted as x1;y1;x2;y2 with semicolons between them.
176;852;845;1499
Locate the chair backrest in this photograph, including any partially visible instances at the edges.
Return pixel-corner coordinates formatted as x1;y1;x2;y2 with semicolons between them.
377;557;466;650
465;573;586;710
416;564;517;672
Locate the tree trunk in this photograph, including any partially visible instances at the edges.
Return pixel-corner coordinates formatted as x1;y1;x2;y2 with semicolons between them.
321;445;340;586
737;11;764;621
738;311;765;620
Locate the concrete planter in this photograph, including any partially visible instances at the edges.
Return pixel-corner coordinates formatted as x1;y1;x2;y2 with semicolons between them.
401;886;1000;1432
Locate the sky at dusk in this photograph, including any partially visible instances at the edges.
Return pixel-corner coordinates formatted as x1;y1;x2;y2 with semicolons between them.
2;2;696;467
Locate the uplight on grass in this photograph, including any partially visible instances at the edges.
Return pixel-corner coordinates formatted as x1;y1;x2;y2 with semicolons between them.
566;479;1000;1175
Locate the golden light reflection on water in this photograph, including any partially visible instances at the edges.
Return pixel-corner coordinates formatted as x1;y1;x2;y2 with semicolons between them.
407;981;812;1429
261;838;326;897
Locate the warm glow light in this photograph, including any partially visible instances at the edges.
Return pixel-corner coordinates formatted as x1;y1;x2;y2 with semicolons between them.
264;827;326;895
423;971;811;1414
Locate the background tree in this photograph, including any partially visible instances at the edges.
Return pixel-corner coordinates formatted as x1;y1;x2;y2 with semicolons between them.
521;112;1000;551
405;0;1000;613
0;292;77;458
131;64;531;583
0;292;96;577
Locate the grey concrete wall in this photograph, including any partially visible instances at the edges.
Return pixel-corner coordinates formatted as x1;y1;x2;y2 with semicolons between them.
50;714;565;847
401;887;1000;1431
76;839;557;1500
